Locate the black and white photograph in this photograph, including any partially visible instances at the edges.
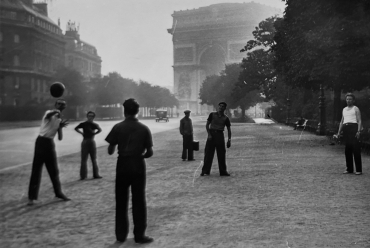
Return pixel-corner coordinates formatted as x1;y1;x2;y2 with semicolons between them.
0;0;369;247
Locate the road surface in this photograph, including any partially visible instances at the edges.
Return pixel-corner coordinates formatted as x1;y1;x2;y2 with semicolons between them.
0;117;189;172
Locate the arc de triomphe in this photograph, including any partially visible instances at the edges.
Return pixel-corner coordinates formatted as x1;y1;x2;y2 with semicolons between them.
168;2;280;114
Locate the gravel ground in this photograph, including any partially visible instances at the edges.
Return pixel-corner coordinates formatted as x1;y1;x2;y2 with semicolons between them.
0;121;369;248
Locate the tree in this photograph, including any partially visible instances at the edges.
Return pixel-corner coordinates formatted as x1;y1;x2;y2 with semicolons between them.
236;16;281;102
52;67;86;106
274;0;370;121
199;63;262;118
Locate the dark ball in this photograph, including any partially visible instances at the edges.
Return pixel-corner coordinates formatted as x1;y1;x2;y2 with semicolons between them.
50;82;65;98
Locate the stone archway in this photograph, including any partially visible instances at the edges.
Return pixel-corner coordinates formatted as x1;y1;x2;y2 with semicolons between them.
199;45;226;77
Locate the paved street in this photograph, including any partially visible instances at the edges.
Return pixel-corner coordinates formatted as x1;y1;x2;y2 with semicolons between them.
0;121;369;248
0;117;184;172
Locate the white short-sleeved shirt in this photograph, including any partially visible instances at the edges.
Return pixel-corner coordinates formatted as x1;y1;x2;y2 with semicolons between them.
39;110;61;139
343;106;358;124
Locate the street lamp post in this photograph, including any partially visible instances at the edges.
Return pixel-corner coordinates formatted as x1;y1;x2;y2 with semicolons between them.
317;84;326;135
285;97;291;125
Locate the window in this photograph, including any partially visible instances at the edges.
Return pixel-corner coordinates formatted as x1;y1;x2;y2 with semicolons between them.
13;55;20;66
14;34;20;43
14;77;20;89
37;80;40;92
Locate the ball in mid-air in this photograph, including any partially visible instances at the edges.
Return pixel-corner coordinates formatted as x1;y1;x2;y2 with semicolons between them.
50;82;65;98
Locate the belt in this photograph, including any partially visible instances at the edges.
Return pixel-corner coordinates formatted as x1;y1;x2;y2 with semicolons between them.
343;123;357;126
210;129;224;133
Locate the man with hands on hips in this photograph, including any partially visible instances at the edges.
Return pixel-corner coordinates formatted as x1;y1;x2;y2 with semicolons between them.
201;101;232;176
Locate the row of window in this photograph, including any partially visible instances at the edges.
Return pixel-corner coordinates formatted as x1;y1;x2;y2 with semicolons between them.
28;15;62;35
67;56;101;73
0;9;62;36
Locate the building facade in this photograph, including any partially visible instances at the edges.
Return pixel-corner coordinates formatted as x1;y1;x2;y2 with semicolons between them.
168;2;280;114
64;21;101;80
0;0;65;106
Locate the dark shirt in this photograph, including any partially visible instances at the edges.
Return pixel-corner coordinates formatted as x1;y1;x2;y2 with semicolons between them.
75;121;100;139
207;112;231;131
180;117;193;135
105;117;153;157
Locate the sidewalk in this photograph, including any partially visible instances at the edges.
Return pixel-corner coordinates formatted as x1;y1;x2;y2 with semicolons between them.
0;122;369;248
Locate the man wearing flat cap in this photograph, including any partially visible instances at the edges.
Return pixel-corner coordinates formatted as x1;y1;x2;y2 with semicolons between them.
180;110;194;161
201;101;231;176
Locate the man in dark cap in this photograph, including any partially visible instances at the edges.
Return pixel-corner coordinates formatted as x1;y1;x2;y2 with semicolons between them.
106;98;154;244
180;110;194;161
201;101;231;176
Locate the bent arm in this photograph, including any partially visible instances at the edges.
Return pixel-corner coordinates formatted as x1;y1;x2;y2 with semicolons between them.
143;147;153;158
75;127;83;135
108;144;116;155
95;126;102;135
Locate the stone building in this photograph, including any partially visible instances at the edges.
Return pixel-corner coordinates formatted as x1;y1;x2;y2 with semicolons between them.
0;0;65;106
64;21;101;80
168;2;281;114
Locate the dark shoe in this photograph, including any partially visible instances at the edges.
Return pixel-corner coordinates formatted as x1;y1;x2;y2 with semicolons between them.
27;200;34;206
220;172;231;176
343;171;353;174
200;173;209;176
135;236;154;244
355;172;362;175
116;239;126;243
182;159;186;161
80;177;86;180
56;194;71;201
94;176;103;179
188;159;196;161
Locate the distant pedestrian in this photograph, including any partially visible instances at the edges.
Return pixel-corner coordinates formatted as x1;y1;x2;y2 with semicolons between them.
201;102;232;176
27;99;70;206
180;110;194;161
337;93;362;175
74;111;102;180
106;98;154;244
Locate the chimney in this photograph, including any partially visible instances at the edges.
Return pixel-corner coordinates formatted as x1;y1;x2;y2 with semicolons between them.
33;3;48;16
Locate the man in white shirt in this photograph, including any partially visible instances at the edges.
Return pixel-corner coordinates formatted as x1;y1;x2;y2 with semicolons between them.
28;99;70;206
337;93;362;175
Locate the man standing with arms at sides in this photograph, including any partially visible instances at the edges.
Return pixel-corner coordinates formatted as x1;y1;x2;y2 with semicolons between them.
75;111;103;180
106;98;154;244
337;93;363;175
180;110;194;161
201;102;232;176
28;99;70;206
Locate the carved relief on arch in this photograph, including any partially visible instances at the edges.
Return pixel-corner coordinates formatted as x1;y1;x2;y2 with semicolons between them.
177;71;192;99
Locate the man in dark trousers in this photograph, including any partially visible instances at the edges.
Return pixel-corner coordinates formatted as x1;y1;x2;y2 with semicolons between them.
201;101;232;176
75;111;102;180
180;110;194;161
337;93;363;175
28;99;70;206
106;98;154;244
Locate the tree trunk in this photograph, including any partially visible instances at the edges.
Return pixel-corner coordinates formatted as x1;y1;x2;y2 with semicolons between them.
333;87;342;123
241;106;245;120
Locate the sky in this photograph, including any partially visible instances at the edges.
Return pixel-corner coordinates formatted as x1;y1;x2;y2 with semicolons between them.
47;0;286;88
